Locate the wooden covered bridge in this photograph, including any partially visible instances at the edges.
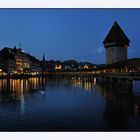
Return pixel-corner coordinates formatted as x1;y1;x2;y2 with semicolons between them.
47;58;140;87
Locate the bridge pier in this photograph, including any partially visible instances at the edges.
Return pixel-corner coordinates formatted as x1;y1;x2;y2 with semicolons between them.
97;76;133;91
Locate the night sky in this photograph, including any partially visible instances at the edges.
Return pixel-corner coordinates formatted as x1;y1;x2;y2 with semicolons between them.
0;9;140;64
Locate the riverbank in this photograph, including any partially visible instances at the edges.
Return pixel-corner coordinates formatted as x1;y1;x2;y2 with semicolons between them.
0;74;45;79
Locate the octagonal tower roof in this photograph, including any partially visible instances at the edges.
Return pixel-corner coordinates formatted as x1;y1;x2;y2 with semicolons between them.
103;21;130;48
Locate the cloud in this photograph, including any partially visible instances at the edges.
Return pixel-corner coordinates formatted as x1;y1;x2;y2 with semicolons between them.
92;47;104;54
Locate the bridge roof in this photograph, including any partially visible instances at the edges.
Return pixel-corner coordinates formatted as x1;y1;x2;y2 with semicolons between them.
96;58;140;70
103;21;130;45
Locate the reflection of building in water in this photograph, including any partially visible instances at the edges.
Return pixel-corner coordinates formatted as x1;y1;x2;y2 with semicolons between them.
83;82;92;92
97;84;140;130
132;96;140;117
72;78;140;124
29;78;39;91
40;77;47;92
0;79;6;93
0;77;48;114
71;78;94;92
9;79;25;114
93;78;96;86
8;77;47;95
10;79;24;95
72;79;83;89
0;79;26;115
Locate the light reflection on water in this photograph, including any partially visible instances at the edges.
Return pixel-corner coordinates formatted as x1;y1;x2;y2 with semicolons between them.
0;77;139;131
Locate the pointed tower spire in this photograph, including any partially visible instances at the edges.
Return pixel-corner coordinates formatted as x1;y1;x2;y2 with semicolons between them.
103;21;130;48
42;53;45;61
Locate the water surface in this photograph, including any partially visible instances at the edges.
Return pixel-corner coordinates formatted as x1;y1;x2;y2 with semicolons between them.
0;77;139;131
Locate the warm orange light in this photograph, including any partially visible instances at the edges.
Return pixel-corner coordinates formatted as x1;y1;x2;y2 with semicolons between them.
124;45;128;48
55;64;62;70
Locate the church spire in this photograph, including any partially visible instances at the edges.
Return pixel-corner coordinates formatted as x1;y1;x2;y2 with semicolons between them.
42;53;45;61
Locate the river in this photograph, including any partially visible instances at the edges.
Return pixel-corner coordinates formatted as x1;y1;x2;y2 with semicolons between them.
0;77;139;131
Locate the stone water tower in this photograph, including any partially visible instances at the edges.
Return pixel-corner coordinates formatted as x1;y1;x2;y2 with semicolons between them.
103;21;130;64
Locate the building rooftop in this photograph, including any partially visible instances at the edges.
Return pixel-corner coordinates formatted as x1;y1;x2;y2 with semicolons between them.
103;21;130;46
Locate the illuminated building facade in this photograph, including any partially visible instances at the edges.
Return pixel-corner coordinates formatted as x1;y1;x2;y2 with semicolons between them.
83;64;89;69
0;48;16;74
0;47;41;74
103;21;130;64
14;48;30;73
30;60;41;74
55;64;62;70
6;59;16;73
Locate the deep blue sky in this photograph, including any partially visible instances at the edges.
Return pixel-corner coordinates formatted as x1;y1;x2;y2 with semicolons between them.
0;9;139;64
